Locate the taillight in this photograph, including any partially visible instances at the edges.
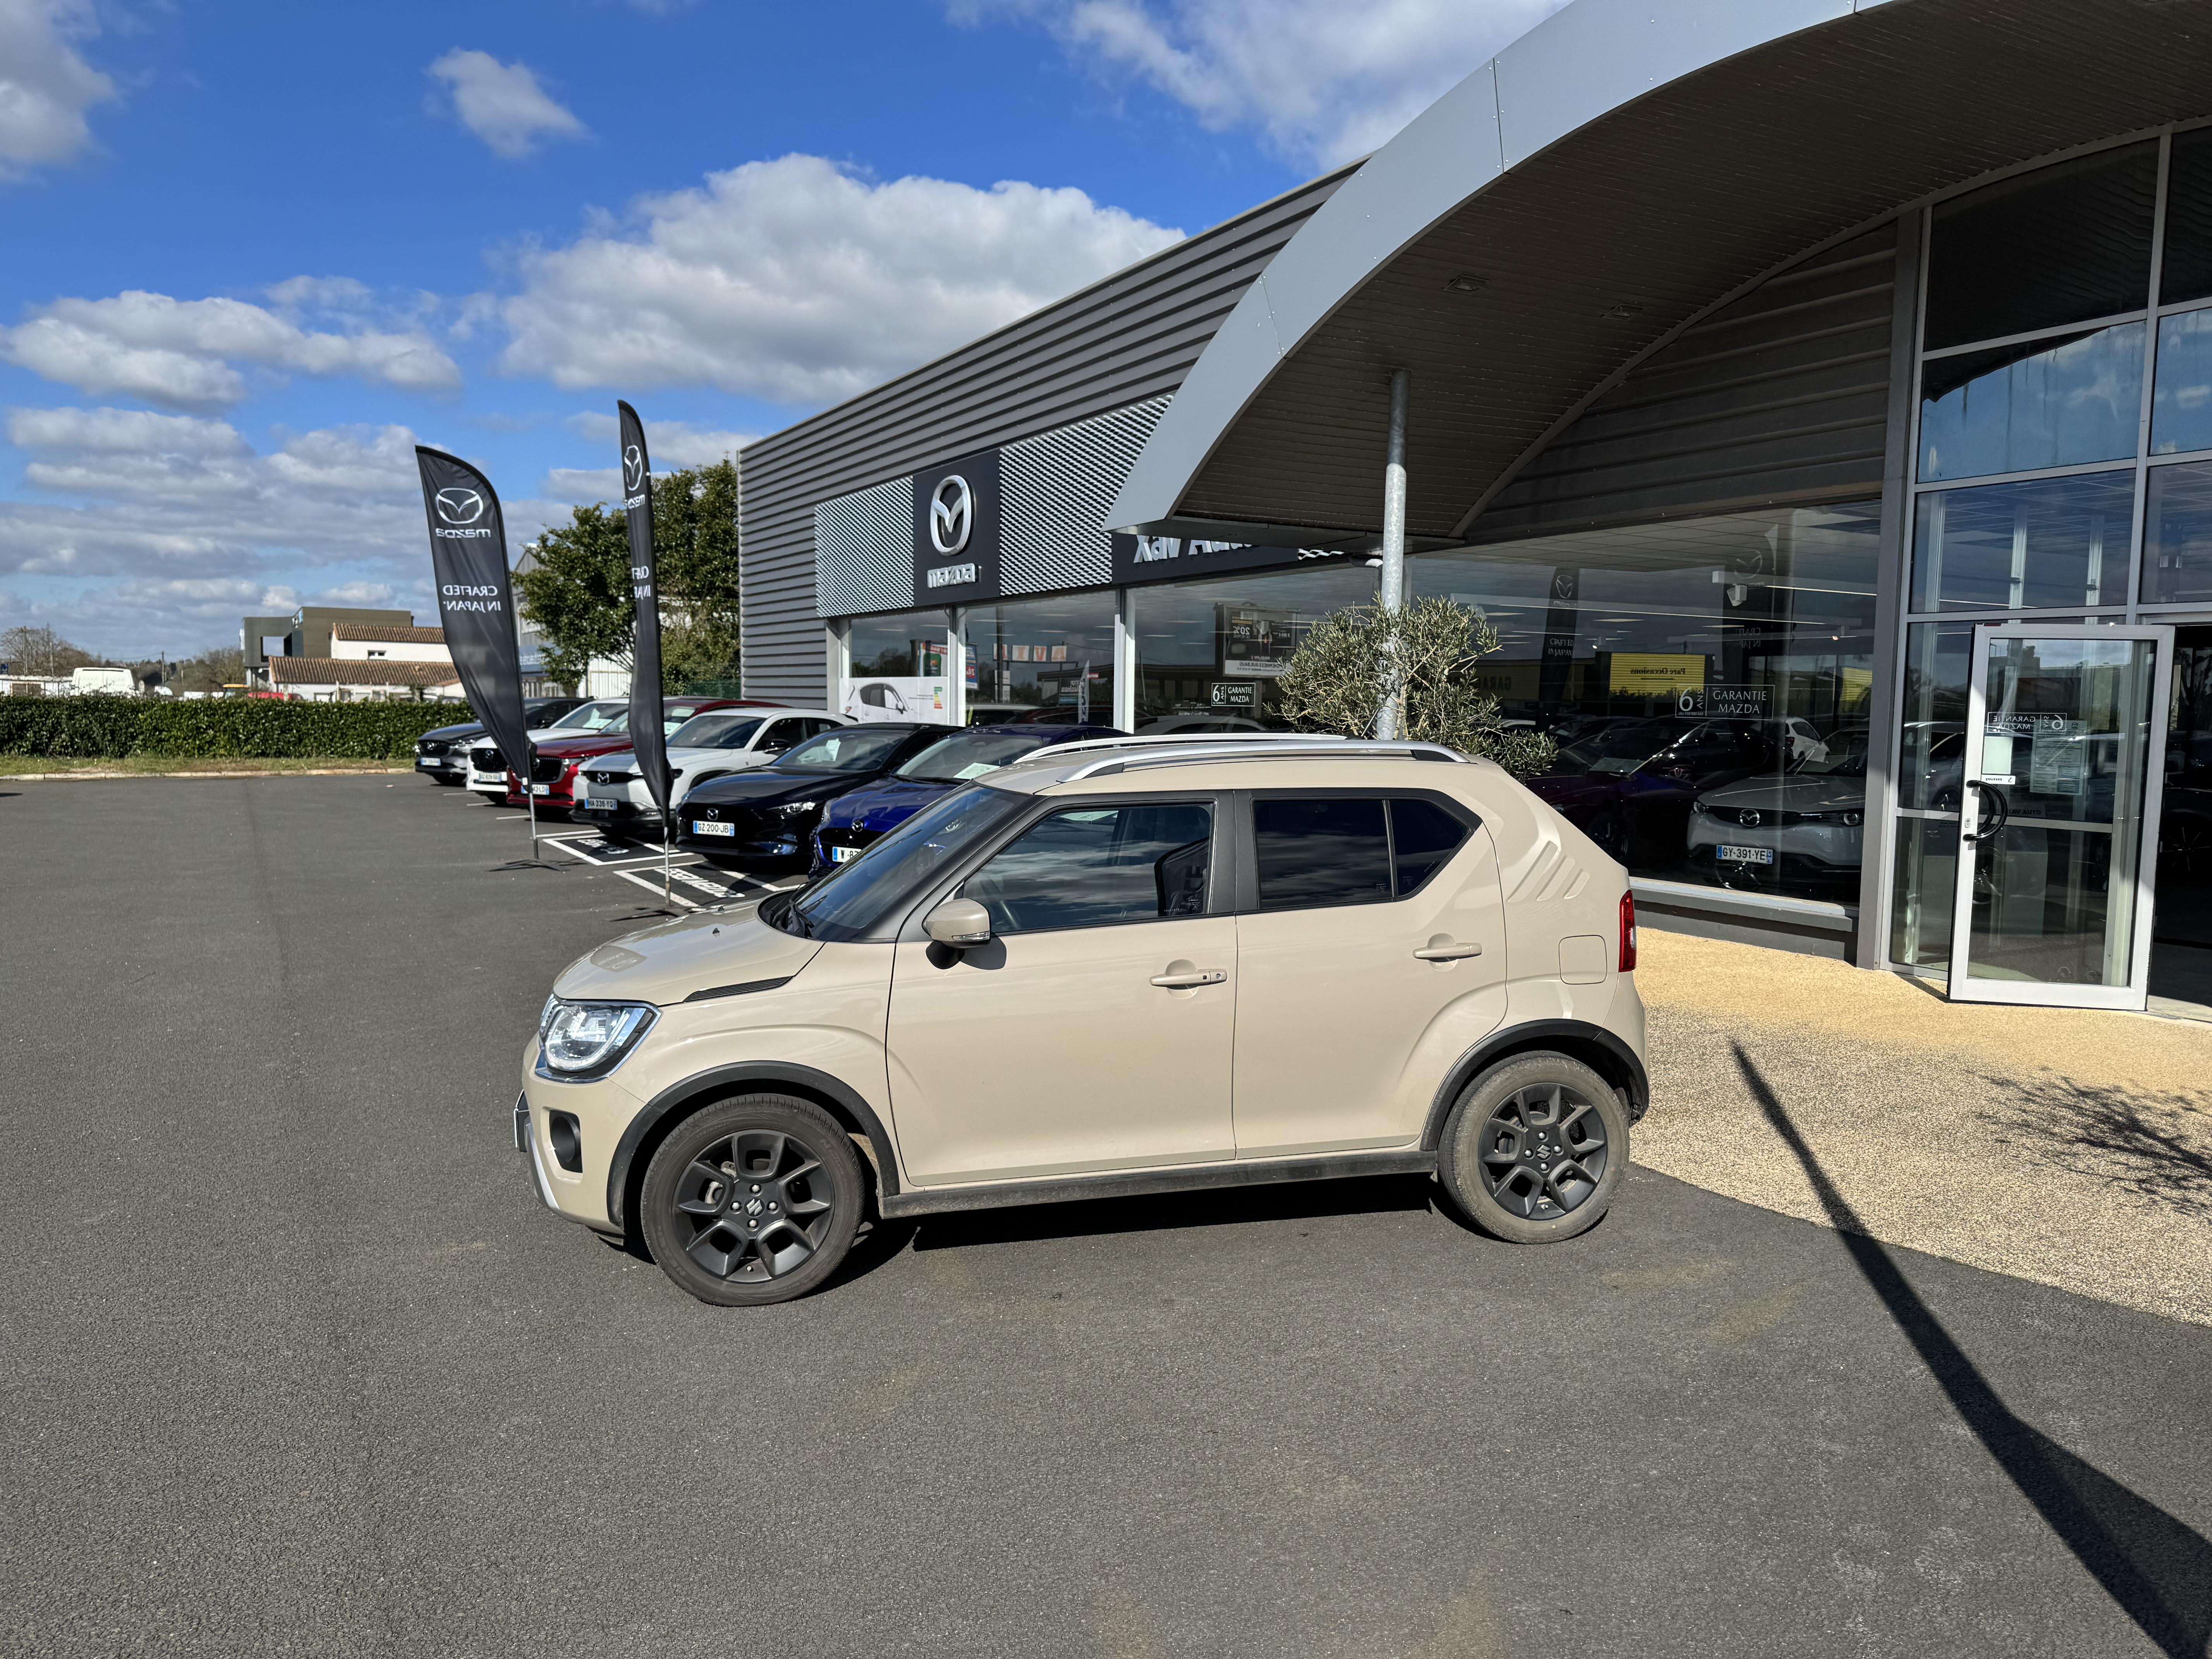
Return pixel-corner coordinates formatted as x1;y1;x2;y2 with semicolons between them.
1619;891;1637;973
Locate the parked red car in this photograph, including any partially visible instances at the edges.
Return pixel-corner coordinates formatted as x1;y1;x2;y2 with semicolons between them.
502;697;774;814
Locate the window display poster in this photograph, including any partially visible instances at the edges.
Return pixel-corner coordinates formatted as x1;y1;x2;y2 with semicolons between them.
1221;607;1303;678
841;677;954;724
1607;653;1706;702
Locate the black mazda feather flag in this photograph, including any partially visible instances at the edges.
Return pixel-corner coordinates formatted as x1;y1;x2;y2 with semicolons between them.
618;400;673;822
414;447;532;793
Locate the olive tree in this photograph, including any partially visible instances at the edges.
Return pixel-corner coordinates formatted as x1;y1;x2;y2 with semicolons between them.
1275;596;1554;777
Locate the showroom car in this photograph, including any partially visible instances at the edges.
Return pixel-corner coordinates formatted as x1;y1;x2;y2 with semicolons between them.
515;737;1649;1305
502;697;763;815
673;724;949;871
1686;725;1869;896
465;698;628;798
571;709;850;835
810;722;1124;871
415;696;584;785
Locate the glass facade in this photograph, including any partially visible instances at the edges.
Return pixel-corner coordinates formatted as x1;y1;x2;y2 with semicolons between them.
1130;561;1379;730
961;591;1117;725
847;609;951;679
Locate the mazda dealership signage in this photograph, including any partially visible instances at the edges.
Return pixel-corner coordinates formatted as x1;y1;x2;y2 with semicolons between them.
912;451;1000;604
1109;532;1355;586
412;446;532;786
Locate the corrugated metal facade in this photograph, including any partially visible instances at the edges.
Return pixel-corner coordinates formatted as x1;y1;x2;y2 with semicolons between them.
738;171;1352;707
1467;223;1898;539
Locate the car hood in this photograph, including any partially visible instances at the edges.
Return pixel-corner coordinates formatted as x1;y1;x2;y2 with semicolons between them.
554;901;821;1008
1699;775;1868;813
683;769;866;811
534;733;637;760
820;775;952;830
583;744;762;777
422;721;484;742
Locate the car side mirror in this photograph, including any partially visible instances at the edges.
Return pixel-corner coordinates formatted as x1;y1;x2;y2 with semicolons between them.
923;897;992;948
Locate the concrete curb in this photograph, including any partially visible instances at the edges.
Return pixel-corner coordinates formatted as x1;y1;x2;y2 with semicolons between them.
4;766;415;781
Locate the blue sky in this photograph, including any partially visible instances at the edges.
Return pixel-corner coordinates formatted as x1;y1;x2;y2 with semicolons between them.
0;0;1558;658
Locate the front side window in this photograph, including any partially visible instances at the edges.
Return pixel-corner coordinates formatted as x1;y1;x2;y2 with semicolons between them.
670;714;763;750
896;727;1064;782
781;785;1030;942
963;803;1213;934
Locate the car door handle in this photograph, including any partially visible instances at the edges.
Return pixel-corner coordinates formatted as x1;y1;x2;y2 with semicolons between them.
1150;969;1227;988
1413;941;1484;961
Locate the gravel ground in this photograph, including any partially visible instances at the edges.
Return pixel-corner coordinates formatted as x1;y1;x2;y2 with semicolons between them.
1634;929;2212;1328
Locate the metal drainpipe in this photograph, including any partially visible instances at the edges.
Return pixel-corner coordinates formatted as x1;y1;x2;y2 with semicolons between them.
1375;369;1411;740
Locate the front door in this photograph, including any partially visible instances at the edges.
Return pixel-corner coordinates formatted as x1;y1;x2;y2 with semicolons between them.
885;796;1235;1185
1946;623;2174;1009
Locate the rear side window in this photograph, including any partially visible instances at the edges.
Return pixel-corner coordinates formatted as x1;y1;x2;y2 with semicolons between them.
1253;796;1471;910
966;802;1213;934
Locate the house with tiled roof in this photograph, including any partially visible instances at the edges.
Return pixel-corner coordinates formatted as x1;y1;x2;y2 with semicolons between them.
263;656;464;702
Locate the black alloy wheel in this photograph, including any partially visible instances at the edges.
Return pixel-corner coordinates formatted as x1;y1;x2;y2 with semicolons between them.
1476;1082;1607;1220
1438;1051;1628;1244
640;1094;864;1305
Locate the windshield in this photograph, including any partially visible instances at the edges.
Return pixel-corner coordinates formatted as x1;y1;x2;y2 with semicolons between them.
661;702;717;735
1794;727;1869;778
776;785;1029;942
1552;720;1678;777
670;713;764;750
548;700;625;733
895;728;1062;783
776;727;918;773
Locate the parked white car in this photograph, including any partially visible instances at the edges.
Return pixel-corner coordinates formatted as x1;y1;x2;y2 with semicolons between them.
465;699;629;797
572;708;850;831
1686;726;1868;896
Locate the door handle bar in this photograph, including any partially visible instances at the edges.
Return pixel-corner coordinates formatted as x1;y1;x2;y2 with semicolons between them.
1412;943;1484;961
1150;969;1227;988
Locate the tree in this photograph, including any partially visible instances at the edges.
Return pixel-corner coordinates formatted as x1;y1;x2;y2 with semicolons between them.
1275;596;1555;777
514;459;744;693
0;624;95;677
167;647;247;695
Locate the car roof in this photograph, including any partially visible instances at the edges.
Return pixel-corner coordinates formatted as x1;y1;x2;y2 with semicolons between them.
981;736;1480;797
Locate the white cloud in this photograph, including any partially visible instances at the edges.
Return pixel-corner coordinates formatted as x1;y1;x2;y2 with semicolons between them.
498;153;1182;404
959;0;1566;167
428;48;586;159
563;411;751;464
0;289;463;409
0;0;117;180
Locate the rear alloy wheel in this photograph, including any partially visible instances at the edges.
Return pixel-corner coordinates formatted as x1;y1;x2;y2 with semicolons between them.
1438;1051;1628;1243
639;1094;864;1305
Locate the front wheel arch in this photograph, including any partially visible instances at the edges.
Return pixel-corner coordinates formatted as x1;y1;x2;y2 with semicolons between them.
607;1061;899;1247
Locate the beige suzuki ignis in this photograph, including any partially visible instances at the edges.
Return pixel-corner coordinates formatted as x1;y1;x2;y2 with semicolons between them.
517;738;1650;1305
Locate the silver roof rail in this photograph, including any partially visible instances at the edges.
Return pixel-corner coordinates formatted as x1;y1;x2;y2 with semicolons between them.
1042;732;1343;757
1056;738;1470;781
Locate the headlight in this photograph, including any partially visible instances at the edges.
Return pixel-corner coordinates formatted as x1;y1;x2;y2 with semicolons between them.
1690;800;1708;815
1841;810;1863;826
538;999;658;1078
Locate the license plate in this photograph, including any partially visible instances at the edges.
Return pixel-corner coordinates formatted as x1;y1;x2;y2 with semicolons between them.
692;819;735;837
531;783;550;796
828;844;861;862
1718;844;1774;865
416;758;436;768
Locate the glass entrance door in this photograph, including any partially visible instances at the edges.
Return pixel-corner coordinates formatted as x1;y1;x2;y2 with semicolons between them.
1946;624;2174;1008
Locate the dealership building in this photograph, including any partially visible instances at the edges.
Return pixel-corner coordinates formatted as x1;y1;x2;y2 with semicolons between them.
734;0;2212;1016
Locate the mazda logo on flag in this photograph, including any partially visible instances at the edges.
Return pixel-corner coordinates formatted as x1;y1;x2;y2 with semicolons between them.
622;445;646;493
929;474;973;555
435;487;486;526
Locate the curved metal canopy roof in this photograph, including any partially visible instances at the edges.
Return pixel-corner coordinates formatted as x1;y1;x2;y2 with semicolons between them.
1107;0;2212;546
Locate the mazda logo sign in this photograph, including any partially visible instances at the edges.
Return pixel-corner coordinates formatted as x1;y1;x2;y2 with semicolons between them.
622;445;646;493
434;487;485;526
929;475;973;555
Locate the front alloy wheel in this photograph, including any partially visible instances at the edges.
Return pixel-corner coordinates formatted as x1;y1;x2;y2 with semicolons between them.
640;1094;864;1304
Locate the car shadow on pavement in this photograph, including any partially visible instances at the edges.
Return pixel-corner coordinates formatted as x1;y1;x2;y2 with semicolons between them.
1977;1073;2212;1224
1732;1042;2212;1659
907;1173;1437;1252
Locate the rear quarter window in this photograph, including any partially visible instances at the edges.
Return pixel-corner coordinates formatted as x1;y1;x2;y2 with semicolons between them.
1252;795;1473;910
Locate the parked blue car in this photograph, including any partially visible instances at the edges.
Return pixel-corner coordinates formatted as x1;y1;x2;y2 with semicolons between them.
810;722;1124;872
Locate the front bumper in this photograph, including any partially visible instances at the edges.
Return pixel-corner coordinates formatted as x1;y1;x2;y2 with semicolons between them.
516;1047;647;1234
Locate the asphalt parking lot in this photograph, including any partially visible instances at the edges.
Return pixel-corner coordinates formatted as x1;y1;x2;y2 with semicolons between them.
4;774;2210;1659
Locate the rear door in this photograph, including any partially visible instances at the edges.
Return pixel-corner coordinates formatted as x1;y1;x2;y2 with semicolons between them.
1230;791;1508;1158
884;794;1236;1185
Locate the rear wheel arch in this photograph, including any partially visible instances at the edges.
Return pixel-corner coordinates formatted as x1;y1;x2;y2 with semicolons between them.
606;1061;899;1244
1420;1020;1649;1151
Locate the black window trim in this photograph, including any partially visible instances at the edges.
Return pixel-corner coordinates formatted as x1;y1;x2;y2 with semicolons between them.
893;788;1235;944
1235;787;1481;915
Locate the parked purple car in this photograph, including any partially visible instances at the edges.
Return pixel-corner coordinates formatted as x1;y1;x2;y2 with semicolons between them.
810;722;1125;873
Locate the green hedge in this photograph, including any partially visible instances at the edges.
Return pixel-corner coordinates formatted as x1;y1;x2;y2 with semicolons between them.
0;695;476;759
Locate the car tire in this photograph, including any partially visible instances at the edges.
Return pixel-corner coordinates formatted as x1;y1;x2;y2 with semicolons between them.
1437;1051;1628;1244
639;1094;866;1305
